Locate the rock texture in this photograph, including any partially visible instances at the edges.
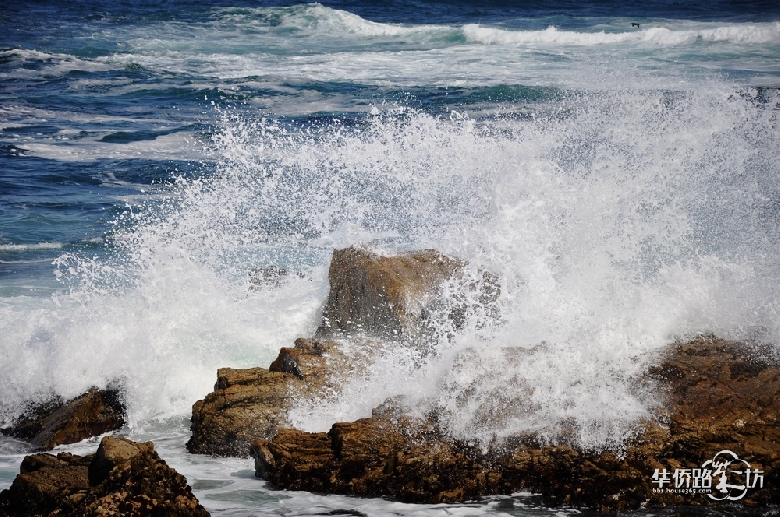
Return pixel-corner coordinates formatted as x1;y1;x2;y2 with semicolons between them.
315;246;464;342
189;247;494;459
0;436;209;516
187;338;344;457
251;336;780;509
1;388;125;451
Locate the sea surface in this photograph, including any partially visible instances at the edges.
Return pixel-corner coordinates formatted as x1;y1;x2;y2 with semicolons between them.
1;0;780;514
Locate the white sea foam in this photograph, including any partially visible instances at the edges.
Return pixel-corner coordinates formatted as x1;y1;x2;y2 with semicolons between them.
0;242;63;252
8;81;776;449
463;21;780;46
15;131;206;162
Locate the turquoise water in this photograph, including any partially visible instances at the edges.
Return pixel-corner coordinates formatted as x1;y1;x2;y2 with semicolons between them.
1;1;779;514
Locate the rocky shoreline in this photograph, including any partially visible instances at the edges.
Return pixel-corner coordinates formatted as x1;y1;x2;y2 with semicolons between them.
250;336;780;509
190;246;780;509
2;246;778;513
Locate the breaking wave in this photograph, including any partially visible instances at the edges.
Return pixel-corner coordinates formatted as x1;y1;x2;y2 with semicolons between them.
2;50;779;448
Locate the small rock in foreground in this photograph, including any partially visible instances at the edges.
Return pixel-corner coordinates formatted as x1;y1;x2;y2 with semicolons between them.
0;436;209;516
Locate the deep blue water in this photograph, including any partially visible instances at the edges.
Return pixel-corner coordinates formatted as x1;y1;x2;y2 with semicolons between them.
2;0;779;295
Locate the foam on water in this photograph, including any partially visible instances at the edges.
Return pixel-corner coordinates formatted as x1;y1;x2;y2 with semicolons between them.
463;21;780;46
0;243;63;252
60;6;777;89
16;131;205;163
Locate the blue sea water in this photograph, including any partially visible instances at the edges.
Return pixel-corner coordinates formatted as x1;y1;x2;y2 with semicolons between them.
1;0;780;514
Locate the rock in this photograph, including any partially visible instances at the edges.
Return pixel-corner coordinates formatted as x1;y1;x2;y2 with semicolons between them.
1;387;125;451
0;436;209;516
187;338;344;457
315;246;465;343
190;247;494;458
251;408;498;503
88;434;146;485
269;338;336;382
643;336;780;506
251;336;780;509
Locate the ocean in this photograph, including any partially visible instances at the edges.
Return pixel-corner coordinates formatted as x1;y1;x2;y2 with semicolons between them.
1;0;779;514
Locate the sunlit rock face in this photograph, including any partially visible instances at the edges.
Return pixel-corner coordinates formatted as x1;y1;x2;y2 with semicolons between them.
315;246;468;345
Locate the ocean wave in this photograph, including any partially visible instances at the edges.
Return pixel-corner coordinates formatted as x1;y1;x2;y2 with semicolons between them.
214;3;457;40
463;21;780;46
0;48;113;72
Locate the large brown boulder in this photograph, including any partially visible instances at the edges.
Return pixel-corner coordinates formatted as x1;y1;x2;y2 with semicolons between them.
1;388;125;451
315;247;466;343
0;436;209;516
251;336;780;509
187;338;345;457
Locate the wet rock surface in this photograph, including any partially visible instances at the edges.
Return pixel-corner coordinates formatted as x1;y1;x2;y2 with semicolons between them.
189;247;469;458
0;436;208;516
1;388;125;451
194;247;780;509
187;338;345;457
315;246;464;342
251;336;780;509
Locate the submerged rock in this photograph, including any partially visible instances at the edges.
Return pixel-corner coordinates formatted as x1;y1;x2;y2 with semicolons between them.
187;338;344;457
0;436;209;516
1;387;125;451
251;336;780;509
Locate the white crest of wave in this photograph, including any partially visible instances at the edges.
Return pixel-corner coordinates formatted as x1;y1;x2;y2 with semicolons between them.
216;3;451;40
463;21;780;46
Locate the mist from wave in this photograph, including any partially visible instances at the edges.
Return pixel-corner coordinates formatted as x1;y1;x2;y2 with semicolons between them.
2;81;779;452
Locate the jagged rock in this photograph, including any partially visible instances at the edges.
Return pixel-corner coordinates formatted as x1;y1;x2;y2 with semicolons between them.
251;336;780;509
1;388;125;451
190;247;495;459
187;338;344;457
250;408;498;503
0;436;209;516
315;246;465;342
